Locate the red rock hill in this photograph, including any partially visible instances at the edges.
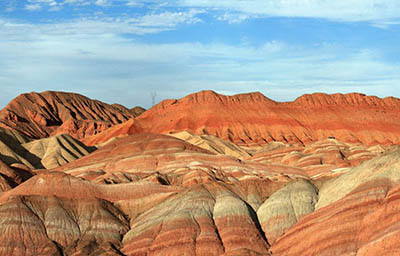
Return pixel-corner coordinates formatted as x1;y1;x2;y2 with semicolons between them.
0;91;144;139
83;90;400;146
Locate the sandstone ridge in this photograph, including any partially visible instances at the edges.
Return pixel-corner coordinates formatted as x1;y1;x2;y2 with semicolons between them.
0;90;399;255
83;90;400;146
0;91;144;140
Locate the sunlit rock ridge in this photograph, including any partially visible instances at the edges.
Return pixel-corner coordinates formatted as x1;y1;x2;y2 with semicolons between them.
0;90;399;256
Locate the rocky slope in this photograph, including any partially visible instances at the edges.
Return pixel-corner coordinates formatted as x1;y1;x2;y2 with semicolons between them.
57;133;303;186
22;134;96;169
0;90;399;255
270;148;400;255
0;91;144;140
0;159;34;191
83;90;400;147
249;138;385;178
0;127;94;170
169;130;251;159
1;133;398;255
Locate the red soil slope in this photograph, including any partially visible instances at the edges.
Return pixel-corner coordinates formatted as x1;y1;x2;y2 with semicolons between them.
0;90;399;255
0;133;398;255
59;133;303;185
0;91;143;139
1;133;395;255
83;90;400;147
270;148;400;255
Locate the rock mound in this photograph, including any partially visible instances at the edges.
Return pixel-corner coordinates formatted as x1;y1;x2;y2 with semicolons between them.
169;131;251;159
0;172;129;255
0;91;140;139
270;148;400;255
59;133;304;186
0;127;94;170
257;179;318;244
83;90;400;147
22;134;95;169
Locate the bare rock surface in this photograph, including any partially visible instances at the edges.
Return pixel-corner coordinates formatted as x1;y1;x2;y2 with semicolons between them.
257;179;318;244
270;148;400;255
0;90;399;255
58;133;305;185
0;127;94;170
0;172;129;255
250;138;384;178
83;90;400;147
169;130;251;159
22;133;95;169
0;91;140;140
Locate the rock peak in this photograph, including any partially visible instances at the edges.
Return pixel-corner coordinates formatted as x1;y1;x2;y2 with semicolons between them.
175;90;276;105
0;90;142;139
85;90;400;146
293;92;400;108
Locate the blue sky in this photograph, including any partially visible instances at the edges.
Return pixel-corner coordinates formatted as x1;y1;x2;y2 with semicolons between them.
1;0;400;108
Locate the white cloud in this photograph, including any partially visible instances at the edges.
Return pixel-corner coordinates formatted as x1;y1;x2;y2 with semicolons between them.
24;0;61;11
127;9;204;27
8;0;400;27
0;8;203;38
28;0;58;6
372;20;400;29
50;6;62;11
125;0;141;7
63;0;84;3
95;0;110;7
25;4;42;11
177;0;400;23
217;12;253;24
0;16;399;108
62;0;89;5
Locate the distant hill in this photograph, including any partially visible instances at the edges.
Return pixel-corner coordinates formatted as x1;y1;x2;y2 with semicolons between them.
83;90;400;146
0;91;145;140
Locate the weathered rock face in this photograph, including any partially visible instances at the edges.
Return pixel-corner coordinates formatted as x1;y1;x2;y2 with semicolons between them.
58;133;305;186
257;179;318;244
129;106;146;116
316;147;400;209
0;160;18;191
0;172;130;255
0;127;94;170
0;169;274;255
169;131;251;159
0;159;34;190
249;138;384;178
22;134;95;169
0;91;140;140
270;148;400;256
122;185;270;256
83;90;400;147
1;134;399;255
0;90;399;256
0;127;36;168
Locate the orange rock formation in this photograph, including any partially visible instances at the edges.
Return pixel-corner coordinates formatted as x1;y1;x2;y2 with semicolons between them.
0;90;398;255
83;90;400;147
0;91;144;140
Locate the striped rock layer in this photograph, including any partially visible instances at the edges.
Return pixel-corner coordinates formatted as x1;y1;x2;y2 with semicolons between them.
58;133;305;186
271;148;400;255
0;91;144;140
0;134;399;255
249;138;385;178
0;127;94;170
83;90;400;147
0;91;399;255
0;170;273;255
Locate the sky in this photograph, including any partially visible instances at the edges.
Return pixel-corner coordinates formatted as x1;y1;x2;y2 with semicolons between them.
1;0;400;108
